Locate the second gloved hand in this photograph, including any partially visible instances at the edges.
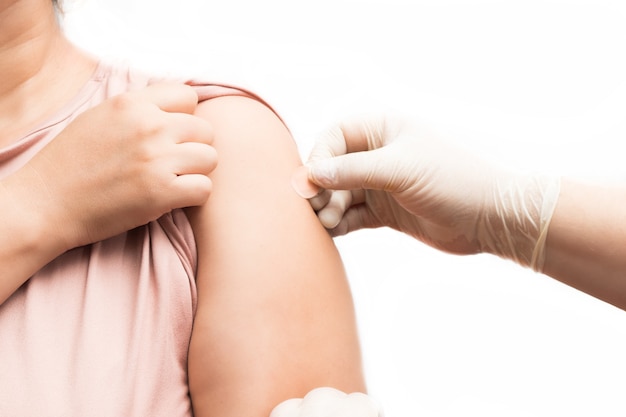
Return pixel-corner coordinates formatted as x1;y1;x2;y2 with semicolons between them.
302;116;560;271
270;387;381;417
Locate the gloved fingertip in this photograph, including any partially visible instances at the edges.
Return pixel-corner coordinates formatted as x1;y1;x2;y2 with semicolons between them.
318;208;342;229
345;392;384;417
291;165;321;199
304;386;348;400
269;398;302;417
309;189;332;211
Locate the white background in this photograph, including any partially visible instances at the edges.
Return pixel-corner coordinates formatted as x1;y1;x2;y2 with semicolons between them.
63;1;626;415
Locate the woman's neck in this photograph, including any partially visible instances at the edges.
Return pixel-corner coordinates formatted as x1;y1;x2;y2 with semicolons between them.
0;0;97;146
0;0;64;95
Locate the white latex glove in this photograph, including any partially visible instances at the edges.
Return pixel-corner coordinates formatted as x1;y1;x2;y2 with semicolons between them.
270;387;382;417
298;116;560;271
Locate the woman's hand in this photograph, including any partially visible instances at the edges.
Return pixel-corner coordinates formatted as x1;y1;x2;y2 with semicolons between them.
3;83;216;252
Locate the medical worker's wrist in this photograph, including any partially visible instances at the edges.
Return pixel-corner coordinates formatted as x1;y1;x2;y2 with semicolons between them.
477;173;561;271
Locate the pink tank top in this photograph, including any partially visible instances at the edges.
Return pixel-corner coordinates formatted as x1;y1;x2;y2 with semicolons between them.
0;63;261;417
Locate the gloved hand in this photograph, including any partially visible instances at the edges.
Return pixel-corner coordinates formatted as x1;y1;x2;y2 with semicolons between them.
270;387;382;417
297;116;560;271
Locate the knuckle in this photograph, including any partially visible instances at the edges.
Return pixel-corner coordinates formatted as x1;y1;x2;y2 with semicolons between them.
134;119;160;140
185;116;214;144
197;177;213;200
110;94;163;138
133;113;168;142
108;93;136;113
199;120;214;144
203;146;218;171
179;84;199;105
185;177;212;207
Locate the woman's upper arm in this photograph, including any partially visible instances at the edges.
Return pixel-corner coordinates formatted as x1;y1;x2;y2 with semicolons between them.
186;96;366;417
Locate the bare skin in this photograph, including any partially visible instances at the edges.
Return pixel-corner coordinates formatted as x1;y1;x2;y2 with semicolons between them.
187;96;366;417
0;0;216;304
543;179;626;310
0;0;96;146
1;2;366;416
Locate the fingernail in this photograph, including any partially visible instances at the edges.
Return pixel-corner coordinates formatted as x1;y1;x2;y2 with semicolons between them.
308;159;336;187
291;165;321;199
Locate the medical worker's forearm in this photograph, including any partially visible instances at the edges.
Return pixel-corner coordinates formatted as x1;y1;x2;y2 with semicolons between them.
542;178;626;310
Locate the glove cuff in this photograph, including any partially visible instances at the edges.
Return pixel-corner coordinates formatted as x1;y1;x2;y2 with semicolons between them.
478;174;561;271
529;175;561;271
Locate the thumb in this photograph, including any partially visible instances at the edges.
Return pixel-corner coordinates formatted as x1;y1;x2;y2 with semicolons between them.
307;146;399;192
307;116;390;164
